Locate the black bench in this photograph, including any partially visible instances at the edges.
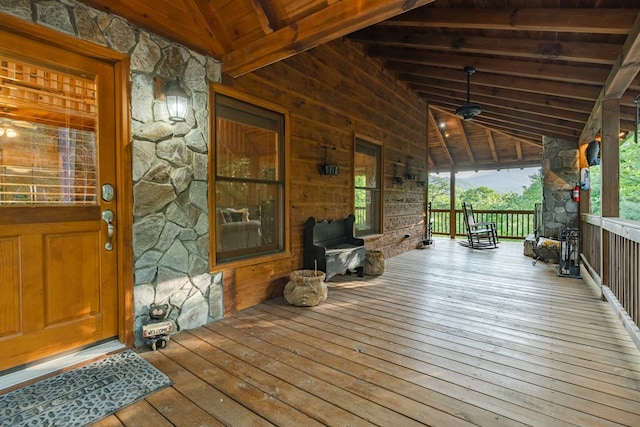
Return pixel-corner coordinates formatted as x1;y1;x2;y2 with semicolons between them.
303;214;365;281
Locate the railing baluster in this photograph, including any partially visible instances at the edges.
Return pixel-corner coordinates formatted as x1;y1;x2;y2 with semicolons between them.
429;208;536;239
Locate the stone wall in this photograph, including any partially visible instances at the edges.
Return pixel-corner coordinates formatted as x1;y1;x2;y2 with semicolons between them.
1;0;224;346
541;136;579;238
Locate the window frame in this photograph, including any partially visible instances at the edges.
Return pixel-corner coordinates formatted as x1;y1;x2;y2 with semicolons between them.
209;85;290;269
353;135;384;237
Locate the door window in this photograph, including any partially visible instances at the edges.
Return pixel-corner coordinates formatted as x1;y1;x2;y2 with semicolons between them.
0;58;97;205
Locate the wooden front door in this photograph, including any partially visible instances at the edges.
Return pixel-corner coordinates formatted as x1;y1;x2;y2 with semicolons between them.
0;31;119;371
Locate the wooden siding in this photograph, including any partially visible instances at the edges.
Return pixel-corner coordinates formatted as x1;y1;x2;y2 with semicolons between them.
221;38;427;311
95;240;640;426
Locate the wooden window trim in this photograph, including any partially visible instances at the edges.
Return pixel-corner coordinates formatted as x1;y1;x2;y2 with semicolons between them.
353;133;384;236
209;84;291;270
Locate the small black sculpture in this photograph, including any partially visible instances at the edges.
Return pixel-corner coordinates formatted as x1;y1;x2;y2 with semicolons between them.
143;303;172;351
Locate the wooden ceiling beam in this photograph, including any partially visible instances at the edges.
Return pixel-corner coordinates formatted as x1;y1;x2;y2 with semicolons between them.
428;109;455;166
391;63;603;101
581;13;640;142
407;79;592;126
378;8;637;34
368;47;610;85
184;1;232;54
392;62;624;116
455;117;476;165
515;141;523;161
430;105;539;148
222;0;435;77
435;86;633;129
249;0;277;34
421;99;584;138
472;115;579;141
429;157;542;173
431;100;578;141
485;129;499;163
351;30;618;65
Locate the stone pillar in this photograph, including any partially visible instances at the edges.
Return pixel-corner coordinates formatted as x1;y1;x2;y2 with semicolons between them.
129;35;223;346
541;136;580;238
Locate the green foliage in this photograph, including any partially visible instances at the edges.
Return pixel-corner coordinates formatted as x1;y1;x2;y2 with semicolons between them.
589;166;601;215
427;175;450;209
425;133;640;222
427;170;542;210
354;175;366;208
589;134;640;220
620;136;640;220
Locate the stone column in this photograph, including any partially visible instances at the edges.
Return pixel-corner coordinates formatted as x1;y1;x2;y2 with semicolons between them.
541;136;580;238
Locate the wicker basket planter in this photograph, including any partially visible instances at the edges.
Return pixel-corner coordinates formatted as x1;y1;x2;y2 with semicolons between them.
283;270;327;307
365;250;385;275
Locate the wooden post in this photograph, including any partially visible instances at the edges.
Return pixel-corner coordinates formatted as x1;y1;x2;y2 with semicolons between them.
601;98;620;218
600;98;620;290
449;171;456;239
425;104;430;214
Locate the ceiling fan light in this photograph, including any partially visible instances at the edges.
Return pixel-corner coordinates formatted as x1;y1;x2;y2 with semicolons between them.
456;66;482;121
456;102;482;120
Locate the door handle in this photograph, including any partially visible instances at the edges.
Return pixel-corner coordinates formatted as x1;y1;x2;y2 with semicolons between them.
102;210;114;251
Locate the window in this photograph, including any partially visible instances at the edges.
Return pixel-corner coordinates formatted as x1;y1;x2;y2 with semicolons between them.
354;137;382;236
0;58;97;205
213;91;286;264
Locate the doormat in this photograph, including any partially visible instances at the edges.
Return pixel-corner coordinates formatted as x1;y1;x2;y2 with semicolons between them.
0;350;172;427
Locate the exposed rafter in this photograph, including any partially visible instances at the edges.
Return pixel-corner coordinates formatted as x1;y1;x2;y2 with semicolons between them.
250;0;276;34
581;12;640;143
350;31;619;65
485;129;499;163
379;8;637;34
428;109;455;166
222;0;435;76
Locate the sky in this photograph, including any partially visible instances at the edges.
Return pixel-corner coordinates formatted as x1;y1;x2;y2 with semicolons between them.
454;167;541;194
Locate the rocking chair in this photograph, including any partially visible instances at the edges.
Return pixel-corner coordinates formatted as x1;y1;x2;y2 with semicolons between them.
461;202;498;249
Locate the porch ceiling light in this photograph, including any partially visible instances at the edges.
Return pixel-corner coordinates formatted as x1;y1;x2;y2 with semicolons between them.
164;78;189;122
155;76;189;122
0;125;17;138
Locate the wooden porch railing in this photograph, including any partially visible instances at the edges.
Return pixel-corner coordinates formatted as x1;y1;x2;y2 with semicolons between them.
582;215;640;330
431;208;536;239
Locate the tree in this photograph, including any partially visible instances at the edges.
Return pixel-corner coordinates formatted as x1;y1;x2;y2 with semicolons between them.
589;133;640;220
427;174;451;209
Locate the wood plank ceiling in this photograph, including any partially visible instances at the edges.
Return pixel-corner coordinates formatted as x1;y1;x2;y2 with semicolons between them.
76;0;640;173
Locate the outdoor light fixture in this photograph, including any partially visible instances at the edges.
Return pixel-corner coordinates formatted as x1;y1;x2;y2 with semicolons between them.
456;66;482;121
0;125;17;138
155;76;189;122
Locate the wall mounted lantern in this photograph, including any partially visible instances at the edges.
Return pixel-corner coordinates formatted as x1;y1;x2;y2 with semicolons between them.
393;160;404;184
320;145;338;175
155;76;189;122
405;155;417;180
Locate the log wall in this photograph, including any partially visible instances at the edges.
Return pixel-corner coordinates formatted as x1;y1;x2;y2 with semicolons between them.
222;38;427;311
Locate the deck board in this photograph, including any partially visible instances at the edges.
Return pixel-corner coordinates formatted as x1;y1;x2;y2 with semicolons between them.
114;240;640;426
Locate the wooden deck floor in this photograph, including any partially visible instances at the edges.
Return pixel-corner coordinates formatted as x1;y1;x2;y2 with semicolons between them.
95;239;640;426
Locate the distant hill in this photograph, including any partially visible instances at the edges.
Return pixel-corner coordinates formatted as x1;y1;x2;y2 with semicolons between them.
456;167;540;194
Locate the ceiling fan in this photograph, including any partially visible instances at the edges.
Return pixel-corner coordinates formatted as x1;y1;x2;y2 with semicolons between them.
456;66;482;121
